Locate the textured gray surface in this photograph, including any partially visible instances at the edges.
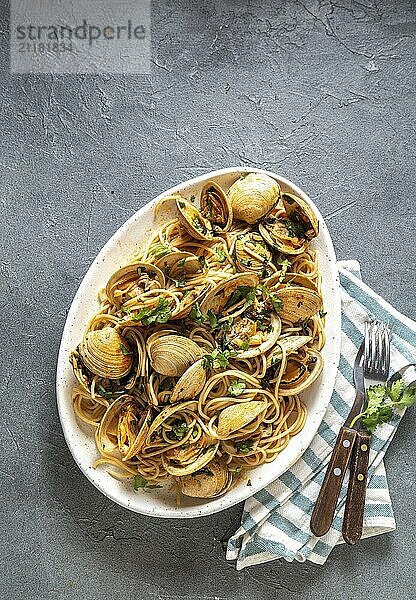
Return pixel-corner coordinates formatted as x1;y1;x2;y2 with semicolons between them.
1;1;415;599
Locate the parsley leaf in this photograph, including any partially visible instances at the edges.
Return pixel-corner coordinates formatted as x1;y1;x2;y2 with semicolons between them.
203;348;237;370
150;244;171;259
216;248;227;263
168;419;188;440
189;302;206;325
258;284;283;313
235;439;253;454
228;380;247;396
119;343;133;356
133;475;163;490
225;286;256;310
133;297;171;326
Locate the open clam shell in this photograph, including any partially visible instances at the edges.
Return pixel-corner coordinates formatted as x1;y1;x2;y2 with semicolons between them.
97;395;151;460
227;173;281;224
162;441;220;477
259;217;306;255
147;333;204;377
154;250;202;280
79;327;133;380
170;359;206;403
266;335;312;367
122;327;147;390
234;231;274;276
105;262;165;309
200;181;233;233
266;272;318;292
273;287;322;322
217;399;267;437
229;313;281;359
176;197;214;241
282;192;319;240
177;458;232;498
279;349;323;395
200;272;259;314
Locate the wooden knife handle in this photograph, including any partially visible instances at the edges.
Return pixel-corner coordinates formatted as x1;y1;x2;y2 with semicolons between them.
342;430;371;545
310;426;357;537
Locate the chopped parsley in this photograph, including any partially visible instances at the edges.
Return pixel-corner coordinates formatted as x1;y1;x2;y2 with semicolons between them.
150;244;171;259
133;475;163;490
216;248;227;263
319;309;327;318
132;297;171;326
198;255;207;268
240;340;250;351
189;194;196;203
225;286;257;310
119;343;133;356
235;439;254;454
228;380;247;396
282;217;306;238
203;348;237;370
189;302;206;325
177;258;186;267
168;419;188;440
258;284;283;313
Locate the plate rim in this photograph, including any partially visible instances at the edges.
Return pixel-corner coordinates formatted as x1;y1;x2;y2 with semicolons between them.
56;166;341;518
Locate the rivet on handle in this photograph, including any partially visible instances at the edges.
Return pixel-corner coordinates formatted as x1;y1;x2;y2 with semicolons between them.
333;468;342;476
357;474;364;481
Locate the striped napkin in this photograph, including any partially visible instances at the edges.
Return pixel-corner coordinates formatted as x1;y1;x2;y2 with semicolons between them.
227;260;416;569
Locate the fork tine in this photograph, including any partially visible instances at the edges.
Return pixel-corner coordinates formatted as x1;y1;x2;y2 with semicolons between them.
364;321;371;371
370;321;378;373
382;323;391;375
376;321;384;373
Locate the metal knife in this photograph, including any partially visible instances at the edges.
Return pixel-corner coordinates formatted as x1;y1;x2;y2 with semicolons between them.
310;341;365;537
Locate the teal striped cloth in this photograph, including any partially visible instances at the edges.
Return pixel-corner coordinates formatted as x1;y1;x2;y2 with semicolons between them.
227;260;416;569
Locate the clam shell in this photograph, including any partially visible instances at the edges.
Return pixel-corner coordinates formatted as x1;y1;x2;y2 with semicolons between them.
259;219;306;255
162;441;219;476
273;287;322;322
146;400;198;444
200;180;233;232
217;399;267;437
155;251;202;280
176;197;214;241
69;350;91;392
79;327;133;380
266;272;318;292
234;231;274;276
177;458;232;498
170;359;206;403
228;173;281;224
266;335;312;367
279;349;323;395
233;313;281;359
97;395;151;460
200;272;259;314
122;327;146;390
105;262;165;308
282;192;319;240
147;334;204;376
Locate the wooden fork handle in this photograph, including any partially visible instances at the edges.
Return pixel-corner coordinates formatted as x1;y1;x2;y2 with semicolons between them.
342;430;371;545
310;426;357;537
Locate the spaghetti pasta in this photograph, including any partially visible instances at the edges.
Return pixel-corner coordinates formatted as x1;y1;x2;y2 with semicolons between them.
70;173;325;499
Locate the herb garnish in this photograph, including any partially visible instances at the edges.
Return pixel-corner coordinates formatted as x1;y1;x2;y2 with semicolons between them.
133;297;171;326
119;343;133;356
133;475;163;490
282;217;306;238
168;419;188;440
235;439;254;454
258;284;283;313
216;248;227;263
225;286;256;310
203;348;237;370
228;380;247;397
150;243;171;259
350;378;416;433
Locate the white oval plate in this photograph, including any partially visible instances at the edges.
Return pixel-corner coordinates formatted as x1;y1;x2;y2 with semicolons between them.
56;167;341;518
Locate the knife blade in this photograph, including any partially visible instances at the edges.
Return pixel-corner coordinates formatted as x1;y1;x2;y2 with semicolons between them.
310;341;366;537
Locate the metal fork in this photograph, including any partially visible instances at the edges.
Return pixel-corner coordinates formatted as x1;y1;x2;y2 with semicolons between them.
342;320;391;544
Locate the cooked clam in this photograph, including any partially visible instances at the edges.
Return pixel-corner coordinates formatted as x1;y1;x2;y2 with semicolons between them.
176;197;214;241
279;349;323;395
122;327;146;390
177;458;232;498
97;395;151;460
224;313;281;359
170;359;206;403
216;399;267;437
155;250;201;280
282;192;319;240
273;287;322;321
259;193;319;255
200;273;259;314
234;231;274;276
105;262;165;308
147;333;204;376
200;181;233;233
79;327;133;379
162;441;219;476
266;335;312;367
266;271;318;292
227;173;281;224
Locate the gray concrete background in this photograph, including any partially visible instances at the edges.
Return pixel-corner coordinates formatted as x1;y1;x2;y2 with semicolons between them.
1;1;415;599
